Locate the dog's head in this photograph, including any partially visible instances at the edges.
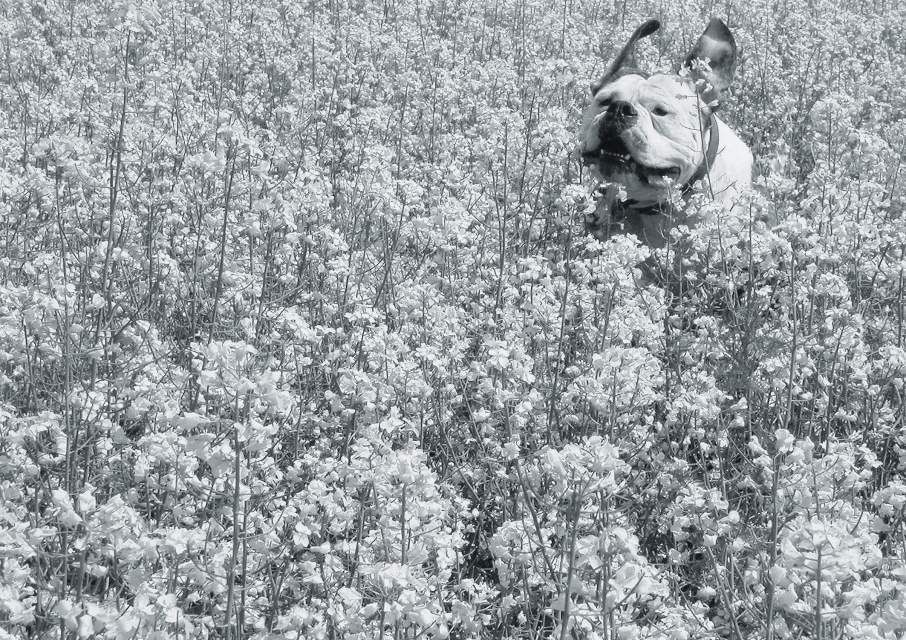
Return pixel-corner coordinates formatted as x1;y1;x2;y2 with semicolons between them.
579;18;738;203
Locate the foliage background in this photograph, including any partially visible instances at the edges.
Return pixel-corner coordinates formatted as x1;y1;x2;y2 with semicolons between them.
1;0;906;638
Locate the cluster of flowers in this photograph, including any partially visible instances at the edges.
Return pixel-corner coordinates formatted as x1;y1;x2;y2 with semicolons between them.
0;0;905;638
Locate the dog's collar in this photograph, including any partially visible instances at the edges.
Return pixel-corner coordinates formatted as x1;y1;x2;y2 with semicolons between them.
623;113;720;215
682;113;720;197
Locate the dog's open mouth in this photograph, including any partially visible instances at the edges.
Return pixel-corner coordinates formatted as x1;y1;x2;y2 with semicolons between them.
581;137;680;181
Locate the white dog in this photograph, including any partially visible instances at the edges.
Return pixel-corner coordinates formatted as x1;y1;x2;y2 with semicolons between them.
578;18;752;247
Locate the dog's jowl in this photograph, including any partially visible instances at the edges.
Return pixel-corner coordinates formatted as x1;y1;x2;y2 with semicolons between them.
579;18;753;248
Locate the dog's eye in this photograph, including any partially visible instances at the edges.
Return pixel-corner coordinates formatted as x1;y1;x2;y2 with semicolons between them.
652;106;670;116
597;97;611;107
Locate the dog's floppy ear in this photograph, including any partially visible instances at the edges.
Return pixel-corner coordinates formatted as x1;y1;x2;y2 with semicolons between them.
683;18;737;104
591;19;660;94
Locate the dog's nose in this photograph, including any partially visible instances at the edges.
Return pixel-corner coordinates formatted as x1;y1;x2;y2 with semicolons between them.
608;101;637;119
601;100;638;135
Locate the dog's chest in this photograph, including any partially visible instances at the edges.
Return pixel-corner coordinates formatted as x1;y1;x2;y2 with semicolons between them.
586;195;678;249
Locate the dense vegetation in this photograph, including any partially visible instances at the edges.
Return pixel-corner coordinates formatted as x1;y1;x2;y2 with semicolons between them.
1;0;906;638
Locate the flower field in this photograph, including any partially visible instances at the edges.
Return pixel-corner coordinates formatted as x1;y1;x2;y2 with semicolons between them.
1;0;906;638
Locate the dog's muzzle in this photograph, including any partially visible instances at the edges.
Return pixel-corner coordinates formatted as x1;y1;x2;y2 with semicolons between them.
580;101;647;170
600;100;638;135
580;102;639;169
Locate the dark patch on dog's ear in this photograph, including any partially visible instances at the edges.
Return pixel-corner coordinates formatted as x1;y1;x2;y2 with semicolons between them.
683;18;737;103
591;19;660;94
